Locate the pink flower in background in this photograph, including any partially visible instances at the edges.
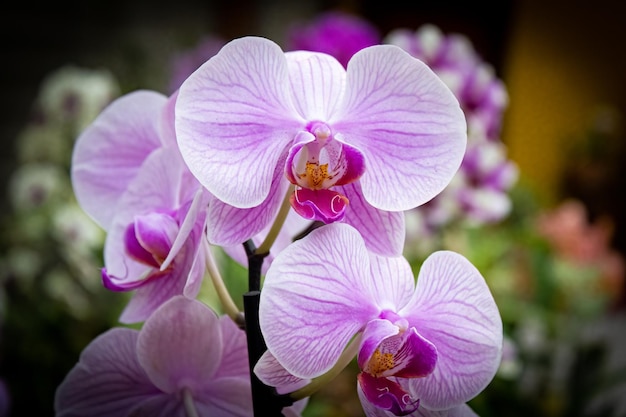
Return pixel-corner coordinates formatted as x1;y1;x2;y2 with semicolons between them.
259;223;502;416
386;24;517;230
55;296;253;417
176;36;466;255
71;91;209;323
286;11;381;68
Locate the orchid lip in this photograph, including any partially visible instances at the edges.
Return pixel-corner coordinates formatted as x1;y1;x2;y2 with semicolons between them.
358;372;420;416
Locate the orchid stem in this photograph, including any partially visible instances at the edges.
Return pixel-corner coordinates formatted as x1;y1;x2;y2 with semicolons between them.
290;333;362;400
182;387;199;417
243;240;292;416
255;184;295;255
204;243;242;324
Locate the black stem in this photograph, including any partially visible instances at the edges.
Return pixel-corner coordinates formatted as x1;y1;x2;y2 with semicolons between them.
243;240;294;416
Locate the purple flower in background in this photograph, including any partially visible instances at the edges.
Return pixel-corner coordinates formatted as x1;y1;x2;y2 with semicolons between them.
55;296;253;417
385;24;516;229
286;11;381;67
259;223;502;416
176;36;466;255
71;91;209;323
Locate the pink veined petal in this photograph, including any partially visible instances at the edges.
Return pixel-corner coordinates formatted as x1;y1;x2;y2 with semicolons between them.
400;251;502;410
285;50;346;120
175;36;303;208
54;328;160;417
136;296;223;394
206;159;290;246
259;223;381;379
331;45;467;212
254;350;310;395
366;251;415;310
71;90;167;229
339;182;406;256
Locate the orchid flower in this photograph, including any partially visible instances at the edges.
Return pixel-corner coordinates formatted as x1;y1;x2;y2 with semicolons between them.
258;223;502;416
175;36;466;256
101;146;209;323
70;90;210;323
54;296;252;417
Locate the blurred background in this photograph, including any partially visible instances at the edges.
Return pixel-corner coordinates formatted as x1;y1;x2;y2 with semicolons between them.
1;0;626;416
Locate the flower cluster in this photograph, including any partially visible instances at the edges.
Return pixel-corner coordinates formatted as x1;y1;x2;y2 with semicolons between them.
385;25;519;238
54;12;504;417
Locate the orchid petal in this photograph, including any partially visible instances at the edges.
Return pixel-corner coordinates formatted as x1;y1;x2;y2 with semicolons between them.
260;223;380;378
213;316;249;380
118;238;200;324
54;328;160;417
400;251;502;410
136;296;223;394
134;212;179;264
220;208;311;274
162;188;208;270
176;36;303;208
339;182;406;256
183;238;207;298
195;378;252;417
332;45;467;211
72;90;167;228
206;161;289;246
367;253;416;311
127;394;185;417
285;50;346;120
254;350;310;394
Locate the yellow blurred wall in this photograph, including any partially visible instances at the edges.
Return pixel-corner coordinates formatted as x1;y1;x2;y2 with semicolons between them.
502;0;626;204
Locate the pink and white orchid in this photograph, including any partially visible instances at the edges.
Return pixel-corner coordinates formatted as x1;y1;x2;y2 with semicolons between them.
258;223;502;416
71;91;209;323
55;296;252;417
175;36;466;256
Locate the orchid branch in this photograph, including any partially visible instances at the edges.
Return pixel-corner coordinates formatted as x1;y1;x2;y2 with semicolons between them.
204;242;242;324
255;183;295;255
182;387;199;417
243;239;293;416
